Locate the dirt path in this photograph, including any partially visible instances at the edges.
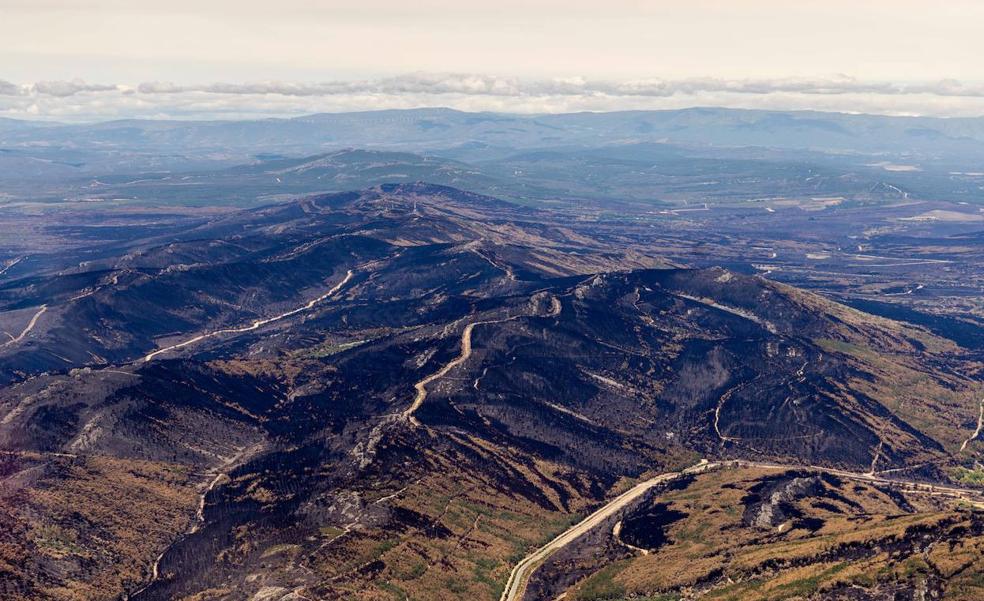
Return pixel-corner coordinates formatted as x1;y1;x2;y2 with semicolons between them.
403;315;518;426
713;382;747;443
142;270;353;362
612;520;650;556
960;399;984;452
0;304;47;351
0;257;22;277
738;460;984;501
867;439;884;475
403;295;561;427
470;248;516;281
673;293;777;334
131;444;263;598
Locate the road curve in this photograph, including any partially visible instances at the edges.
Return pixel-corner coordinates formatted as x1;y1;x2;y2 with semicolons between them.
738;460;984;501
142;270;353;362
499;460;713;601
960;398;984;452
405;295;561;427
499;459;984;601
403;316;517;426
129;444;263;599
0;304;47;351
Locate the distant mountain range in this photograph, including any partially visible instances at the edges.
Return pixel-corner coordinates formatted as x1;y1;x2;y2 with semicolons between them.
5;107;984;167
4;107;984;210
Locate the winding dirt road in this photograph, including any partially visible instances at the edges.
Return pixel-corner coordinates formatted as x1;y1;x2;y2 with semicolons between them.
0;304;47;351
0;256;22;277
142;270;353;362
403;295;561;427
130;444;263;598
403;315;518;426
960;398;984;452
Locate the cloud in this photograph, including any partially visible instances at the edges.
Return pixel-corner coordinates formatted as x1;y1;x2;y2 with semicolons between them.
31;78;120;97
130;74;984;100
0;80;25;96
0;78;123;98
136;76;526;97
6;74;984;121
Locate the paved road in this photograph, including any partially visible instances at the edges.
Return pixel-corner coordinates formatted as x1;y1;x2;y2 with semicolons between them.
143;270;353;362
499;460;714;601
499;459;984;601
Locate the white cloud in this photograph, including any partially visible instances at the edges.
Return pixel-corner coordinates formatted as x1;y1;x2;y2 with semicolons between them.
131;75;984;99
0;80;26;96
6;74;984;121
0;78;122;98
123;74;984;98
31;79;120;97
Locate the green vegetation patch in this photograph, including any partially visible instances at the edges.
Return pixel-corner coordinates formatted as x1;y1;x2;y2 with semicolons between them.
953;466;984;486
575;560;630;601
769;562;849;600
32;524;88;559
815;338;870;358
260;543;300;558
297;339;368;358
378;580;409;600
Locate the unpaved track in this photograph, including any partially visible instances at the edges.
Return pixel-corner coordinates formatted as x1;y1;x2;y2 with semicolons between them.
403;315;518;426
713;382;745;443
0;304;47;351
960;398;984;452
403;295;562;427
0;256;22;277
131;444;263;597
740;461;984;504
143;270;353;362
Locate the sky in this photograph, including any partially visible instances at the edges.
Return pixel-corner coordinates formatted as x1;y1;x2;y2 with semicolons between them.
3;0;984;121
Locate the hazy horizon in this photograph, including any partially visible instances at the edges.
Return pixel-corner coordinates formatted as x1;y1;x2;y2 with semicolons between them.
5;1;984;121
9;93;984;126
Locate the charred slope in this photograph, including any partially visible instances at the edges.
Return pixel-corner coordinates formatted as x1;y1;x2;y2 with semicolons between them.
0;184;980;600
4;266;976;599
0;183;668;383
0;185;516;381
120;266;980;599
